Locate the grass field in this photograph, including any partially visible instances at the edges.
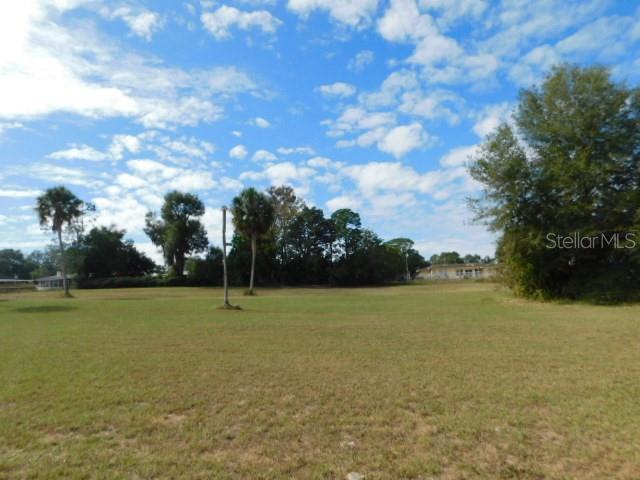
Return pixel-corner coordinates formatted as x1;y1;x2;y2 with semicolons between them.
1;283;640;479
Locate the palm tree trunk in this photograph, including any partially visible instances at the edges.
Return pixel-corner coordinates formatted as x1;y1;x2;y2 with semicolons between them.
249;234;257;295
57;229;70;296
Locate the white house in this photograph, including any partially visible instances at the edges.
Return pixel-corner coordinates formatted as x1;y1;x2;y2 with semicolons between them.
417;263;499;280
35;272;77;291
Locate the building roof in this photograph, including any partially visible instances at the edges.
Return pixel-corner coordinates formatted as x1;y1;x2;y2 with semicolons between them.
426;263;499;269
36;274;78;281
0;278;32;283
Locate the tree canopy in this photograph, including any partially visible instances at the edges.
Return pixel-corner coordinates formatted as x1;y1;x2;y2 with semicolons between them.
144;191;208;277
469;64;640;301
35;186;86;295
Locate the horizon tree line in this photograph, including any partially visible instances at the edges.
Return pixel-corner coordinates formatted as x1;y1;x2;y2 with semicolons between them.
6;184;490;292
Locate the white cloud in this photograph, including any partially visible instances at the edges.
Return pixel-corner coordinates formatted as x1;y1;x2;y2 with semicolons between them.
229;144;248;159
201;5;282;39
341;161;473;206
318;82;357;98
439;144;478;167
109;134;142;160
377;0;498;84
287;0;379;27
240;161;316;186
0;188;42;198
251;116;271;128
14;163;103;188
347;50;374;71
378;123;429;158
101;6;164;41
377;0;432;42
277;146;316;155
0;2;257;128
326;194;362;212
421;0;487;28
509;44;560;86
252;149;277;161
232;130;242;137
0;122;24;137
48;144;110;161
473;103;512;138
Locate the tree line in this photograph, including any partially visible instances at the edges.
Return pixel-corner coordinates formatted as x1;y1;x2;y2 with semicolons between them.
8;185;495;291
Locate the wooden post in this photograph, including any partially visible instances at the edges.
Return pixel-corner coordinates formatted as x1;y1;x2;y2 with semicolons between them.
222;206;230;307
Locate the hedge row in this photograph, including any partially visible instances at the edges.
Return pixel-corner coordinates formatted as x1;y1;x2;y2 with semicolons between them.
76;276;221;289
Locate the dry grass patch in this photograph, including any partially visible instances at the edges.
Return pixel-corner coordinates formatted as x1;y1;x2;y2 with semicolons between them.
1;283;640;478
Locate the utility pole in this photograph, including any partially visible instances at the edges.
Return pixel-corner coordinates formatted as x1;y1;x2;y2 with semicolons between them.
222;206;230;307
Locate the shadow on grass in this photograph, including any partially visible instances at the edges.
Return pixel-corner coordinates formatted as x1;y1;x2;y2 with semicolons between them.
13;305;77;314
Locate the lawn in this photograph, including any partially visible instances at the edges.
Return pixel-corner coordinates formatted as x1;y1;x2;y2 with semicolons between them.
1;283;640;479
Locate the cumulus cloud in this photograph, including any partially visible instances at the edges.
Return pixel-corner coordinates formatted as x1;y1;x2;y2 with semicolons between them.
439;144;478;167
201;5;282;39
473;103;512;138
48;145;110;162
101;5;164;41
229;144;248;159
377;0;498;84
318;82;357;98
240;161;316;187
251;116;271;128
0;122;24;138
277;146;316;156
377;123;429;158
287;0;379;27
0;188;42;198
347;50;374;71
0;2;257;128
252;149;277;161
326;194;363;212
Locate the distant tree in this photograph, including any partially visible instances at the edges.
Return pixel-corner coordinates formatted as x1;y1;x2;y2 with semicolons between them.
463;254;482;264
333;229;402;285
231;188;275;295
0;249;36;279
386;238;415;281
469;64;640;301
186;246;224;286
330;209;362;260
26;249;57;279
285;206;333;283
144;191;208;277
36;186;85;296
267;185;305;270
430;251;464;265
77;226;155;277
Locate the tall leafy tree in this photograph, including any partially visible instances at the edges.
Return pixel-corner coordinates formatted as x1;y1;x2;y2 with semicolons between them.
35;186;84;296
77;226;155;277
330;208;362;261
0;250;37;279
231;187;275;295
144;191;208;277
469;64;640;301
285;206;334;283
386;238;415;281
267;185;305;278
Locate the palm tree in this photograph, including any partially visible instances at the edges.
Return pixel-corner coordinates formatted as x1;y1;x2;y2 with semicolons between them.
231;188;274;295
36;186;84;297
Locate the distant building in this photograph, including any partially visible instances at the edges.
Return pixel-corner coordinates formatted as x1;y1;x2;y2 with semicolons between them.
0;277;34;291
35;272;78;291
417;263;499;280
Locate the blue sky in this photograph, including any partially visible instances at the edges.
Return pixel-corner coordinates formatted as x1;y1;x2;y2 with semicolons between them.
1;0;639;262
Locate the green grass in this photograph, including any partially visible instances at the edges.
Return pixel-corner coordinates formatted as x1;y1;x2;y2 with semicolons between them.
1;283;640;479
